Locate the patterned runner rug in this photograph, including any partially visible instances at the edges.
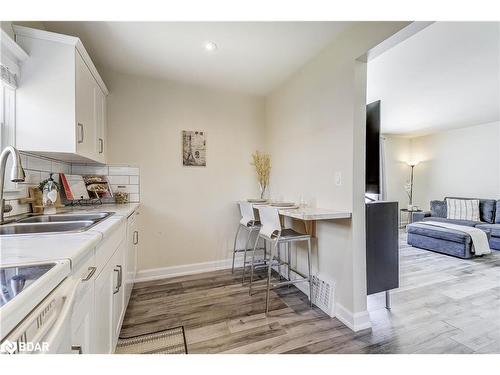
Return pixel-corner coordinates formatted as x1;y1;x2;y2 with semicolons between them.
115;326;188;354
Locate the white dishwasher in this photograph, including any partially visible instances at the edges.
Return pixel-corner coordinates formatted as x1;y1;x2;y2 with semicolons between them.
0;260;79;354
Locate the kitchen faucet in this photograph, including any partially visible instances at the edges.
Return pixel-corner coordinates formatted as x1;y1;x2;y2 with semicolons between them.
0;146;26;223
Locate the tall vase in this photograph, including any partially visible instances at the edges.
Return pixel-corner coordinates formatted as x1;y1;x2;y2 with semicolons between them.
259;183;266;200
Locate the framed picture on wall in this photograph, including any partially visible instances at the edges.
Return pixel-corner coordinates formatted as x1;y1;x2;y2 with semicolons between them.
182;130;206;166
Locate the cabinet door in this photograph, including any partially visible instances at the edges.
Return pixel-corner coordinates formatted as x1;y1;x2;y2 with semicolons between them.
95;86;107;163
112;241;126;349
75;52;97;160
94;260;115;354
71;282;93;354
125;212;139;306
71;263;97;354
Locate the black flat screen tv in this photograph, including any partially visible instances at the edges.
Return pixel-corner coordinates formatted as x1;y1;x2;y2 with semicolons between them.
366;100;380;195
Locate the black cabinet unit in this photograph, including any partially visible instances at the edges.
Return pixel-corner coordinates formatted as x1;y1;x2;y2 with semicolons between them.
366;201;399;295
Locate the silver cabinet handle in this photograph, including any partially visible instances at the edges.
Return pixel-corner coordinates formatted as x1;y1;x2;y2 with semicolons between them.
77;123;84;143
82;266;96;282
71;345;83;354
99;138;104;153
113;268;120;294
117;265;123;289
133;231;139;245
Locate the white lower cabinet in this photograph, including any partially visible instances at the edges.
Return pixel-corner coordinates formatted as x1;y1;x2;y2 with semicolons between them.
70;252;97;354
70;212;139;354
112;240;126;349
125;211;139;306
93;255;115;354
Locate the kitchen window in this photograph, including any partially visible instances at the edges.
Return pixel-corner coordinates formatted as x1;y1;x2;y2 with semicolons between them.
1;66;20;193
1;26;28;195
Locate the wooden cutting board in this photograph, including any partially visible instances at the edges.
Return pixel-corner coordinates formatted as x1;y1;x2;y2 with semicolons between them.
18;186;64;214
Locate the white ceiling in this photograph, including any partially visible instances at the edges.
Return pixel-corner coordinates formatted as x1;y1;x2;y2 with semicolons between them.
367;22;500;136
42;21;350;96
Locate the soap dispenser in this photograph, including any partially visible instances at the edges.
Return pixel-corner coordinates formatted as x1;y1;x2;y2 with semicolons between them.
42;173;59;214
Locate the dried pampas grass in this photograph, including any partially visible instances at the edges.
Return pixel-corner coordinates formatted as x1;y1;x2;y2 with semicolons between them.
251;151;271;198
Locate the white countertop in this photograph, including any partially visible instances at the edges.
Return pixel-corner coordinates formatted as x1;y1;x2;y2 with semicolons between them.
279;208;352;221
0;203;140;340
0;203;140;268
247;202;351;221
55;202;140;218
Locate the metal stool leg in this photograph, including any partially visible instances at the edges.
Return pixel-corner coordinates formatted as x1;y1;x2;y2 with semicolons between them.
287;242;291;282
241;228;253;284
249;234;261;296
277;243;283;280
231;225;241;273
263;238;267;265
265;241;277;315
307;237;313;308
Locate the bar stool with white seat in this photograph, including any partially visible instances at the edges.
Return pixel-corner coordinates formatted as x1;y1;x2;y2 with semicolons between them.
249;205;313;314
232;201;266;284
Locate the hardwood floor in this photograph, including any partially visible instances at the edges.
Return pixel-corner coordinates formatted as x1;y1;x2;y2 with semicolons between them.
120;233;500;353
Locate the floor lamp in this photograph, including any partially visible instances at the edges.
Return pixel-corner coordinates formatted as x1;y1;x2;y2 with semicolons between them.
407;161;419;210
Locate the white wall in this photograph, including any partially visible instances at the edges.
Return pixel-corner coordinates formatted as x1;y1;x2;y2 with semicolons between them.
104;22;408;330
104;70;265;271
411;122;500;209
383;136;411;209
1;22;15;39
264;22;409;329
384;122;500;211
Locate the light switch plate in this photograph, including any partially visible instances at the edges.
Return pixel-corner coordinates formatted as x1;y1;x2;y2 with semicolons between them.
335;171;342;186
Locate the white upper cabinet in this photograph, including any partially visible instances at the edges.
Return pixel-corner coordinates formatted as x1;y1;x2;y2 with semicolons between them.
94;83;107;163
75;52;98;160
13;26;108;164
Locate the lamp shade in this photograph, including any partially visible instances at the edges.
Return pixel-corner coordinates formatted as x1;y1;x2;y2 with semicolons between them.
407;160;419;167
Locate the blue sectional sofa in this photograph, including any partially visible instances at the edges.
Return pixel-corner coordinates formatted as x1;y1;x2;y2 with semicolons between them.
407;197;500;259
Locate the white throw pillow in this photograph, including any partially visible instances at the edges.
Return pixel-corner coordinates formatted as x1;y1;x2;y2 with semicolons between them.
446;199;480;222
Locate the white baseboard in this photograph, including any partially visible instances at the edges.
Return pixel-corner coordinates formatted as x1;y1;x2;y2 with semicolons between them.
335;302;372;332
135;256;243;282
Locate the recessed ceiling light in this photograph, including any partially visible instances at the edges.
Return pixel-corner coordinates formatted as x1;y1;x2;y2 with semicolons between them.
204;41;217;52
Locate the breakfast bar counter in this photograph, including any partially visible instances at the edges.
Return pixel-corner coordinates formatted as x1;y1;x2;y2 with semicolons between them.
278;208;351;236
278;208;351;221
248;203;352;236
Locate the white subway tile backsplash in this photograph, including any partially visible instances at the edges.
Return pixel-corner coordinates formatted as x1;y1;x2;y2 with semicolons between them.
40;172;51;182
108;166;139;176
20;170;41;185
111;184;139;194
27;155;52;172
4;199;30;218
129;167;140;176
128;193;140;202
20;154;28;169
107;175;129;185
3;153;140;217
51;161;70;174
71;165;109;175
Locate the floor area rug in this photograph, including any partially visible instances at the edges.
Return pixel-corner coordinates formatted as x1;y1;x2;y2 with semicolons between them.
115;326;188;354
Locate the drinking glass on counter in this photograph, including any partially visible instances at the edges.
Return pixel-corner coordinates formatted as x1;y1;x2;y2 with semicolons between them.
299;195;309;209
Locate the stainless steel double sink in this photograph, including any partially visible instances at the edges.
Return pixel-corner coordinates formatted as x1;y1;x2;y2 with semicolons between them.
0;212;114;236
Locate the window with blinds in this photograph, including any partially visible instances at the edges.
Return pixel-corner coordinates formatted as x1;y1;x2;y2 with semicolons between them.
1;73;18;192
0;64;18;88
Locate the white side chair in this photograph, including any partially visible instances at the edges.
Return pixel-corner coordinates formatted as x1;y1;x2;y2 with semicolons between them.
232;201;266;284
249;206;313;314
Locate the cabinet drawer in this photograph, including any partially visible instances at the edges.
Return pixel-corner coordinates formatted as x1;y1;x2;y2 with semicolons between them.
95;221;126;275
71;251;96;316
